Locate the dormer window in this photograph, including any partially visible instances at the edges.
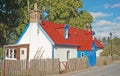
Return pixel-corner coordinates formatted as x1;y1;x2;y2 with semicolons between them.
64;24;69;39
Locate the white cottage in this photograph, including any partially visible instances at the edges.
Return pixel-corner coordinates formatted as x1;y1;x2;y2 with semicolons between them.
4;3;78;61
4;3;103;62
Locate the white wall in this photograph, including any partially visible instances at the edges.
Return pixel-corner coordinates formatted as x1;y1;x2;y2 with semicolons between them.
18;23;53;60
54;46;77;61
20;48;27;60
96;49;103;57
17;22;77;61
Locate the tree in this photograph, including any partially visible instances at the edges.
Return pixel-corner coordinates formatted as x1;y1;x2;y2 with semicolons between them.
101;38;120;56
0;23;8;45
0;0;28;27
102;37;107;44
33;0;93;29
0;0;93;45
0;0;28;44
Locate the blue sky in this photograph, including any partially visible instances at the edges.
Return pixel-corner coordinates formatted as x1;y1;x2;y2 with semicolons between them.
82;0;120;39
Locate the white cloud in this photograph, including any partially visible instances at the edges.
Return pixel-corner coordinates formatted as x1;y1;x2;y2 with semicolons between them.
95;20;120;26
112;3;120;8
95;30;120;39
90;12;110;19
104;3;120;8
93;20;120;39
95;32;110;38
116;16;120;20
104;4;110;9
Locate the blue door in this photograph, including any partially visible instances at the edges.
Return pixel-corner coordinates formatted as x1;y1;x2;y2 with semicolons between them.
88;49;96;67
88;43;97;67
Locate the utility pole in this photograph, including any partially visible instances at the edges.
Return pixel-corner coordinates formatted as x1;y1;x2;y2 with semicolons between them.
109;32;113;61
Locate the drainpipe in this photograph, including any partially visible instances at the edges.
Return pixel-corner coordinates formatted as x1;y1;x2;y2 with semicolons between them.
52;45;55;59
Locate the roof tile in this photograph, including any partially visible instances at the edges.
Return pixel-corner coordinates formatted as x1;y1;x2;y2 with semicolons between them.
40;20;102;51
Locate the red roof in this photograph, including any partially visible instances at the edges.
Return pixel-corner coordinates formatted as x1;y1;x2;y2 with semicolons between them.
40;20;93;51
94;38;104;48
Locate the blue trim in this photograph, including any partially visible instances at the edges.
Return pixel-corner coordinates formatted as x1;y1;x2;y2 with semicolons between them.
52;45;55;59
16;23;30;44
64;24;69;29
55;44;78;47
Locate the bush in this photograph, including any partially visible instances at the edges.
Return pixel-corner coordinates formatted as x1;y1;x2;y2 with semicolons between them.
0;48;3;57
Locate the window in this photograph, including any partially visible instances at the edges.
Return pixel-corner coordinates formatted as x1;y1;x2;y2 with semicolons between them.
67;51;70;59
22;50;24;55
65;29;68;39
5;49;16;59
81;52;84;58
64;24;69;39
6;49;9;58
10;49;12;58
14;50;16;58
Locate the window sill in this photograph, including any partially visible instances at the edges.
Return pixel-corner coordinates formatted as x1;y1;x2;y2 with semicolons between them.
5;58;17;60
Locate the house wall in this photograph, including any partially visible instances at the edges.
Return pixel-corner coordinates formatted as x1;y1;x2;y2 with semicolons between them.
17;23;53;60
29;23;53;60
4;44;29;60
77;50;96;67
77;43;97;67
77;51;89;58
54;46;77;61
96;48;103;57
19;44;29;60
4;45;19;60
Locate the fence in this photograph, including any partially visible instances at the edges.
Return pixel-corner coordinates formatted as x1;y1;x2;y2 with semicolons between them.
113;56;120;61
2;59;59;76
30;59;60;76
96;56;112;66
67;58;88;72
3;60;28;76
0;56;115;76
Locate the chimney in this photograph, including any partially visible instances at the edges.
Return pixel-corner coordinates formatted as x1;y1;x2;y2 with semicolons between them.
29;3;42;23
84;23;92;31
64;24;69;39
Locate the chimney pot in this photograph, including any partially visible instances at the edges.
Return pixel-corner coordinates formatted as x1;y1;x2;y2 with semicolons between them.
34;3;37;10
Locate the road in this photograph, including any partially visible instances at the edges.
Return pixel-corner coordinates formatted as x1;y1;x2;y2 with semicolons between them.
68;62;120;76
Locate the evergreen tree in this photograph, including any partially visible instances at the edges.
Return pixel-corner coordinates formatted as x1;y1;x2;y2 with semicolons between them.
0;0;28;44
